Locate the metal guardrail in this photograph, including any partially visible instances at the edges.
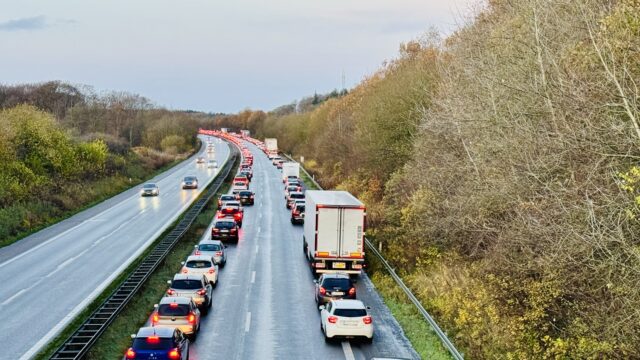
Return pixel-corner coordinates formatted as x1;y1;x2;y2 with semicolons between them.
49;143;239;360
282;153;464;360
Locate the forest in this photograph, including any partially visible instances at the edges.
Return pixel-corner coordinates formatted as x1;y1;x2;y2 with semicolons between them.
0;82;206;245
216;0;640;357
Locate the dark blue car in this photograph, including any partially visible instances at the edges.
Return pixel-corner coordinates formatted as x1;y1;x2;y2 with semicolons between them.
124;327;189;360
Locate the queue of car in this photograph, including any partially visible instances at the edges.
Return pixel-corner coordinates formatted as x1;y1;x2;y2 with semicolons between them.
125;134;257;359
127;131;373;358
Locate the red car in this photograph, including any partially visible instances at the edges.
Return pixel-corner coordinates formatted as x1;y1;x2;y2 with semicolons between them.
216;201;244;226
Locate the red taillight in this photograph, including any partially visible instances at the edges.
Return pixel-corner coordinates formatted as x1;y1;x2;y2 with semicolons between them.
328;316;338;324
168;348;180;360
125;348;136;359
197;288;207;295
167;289;176;295
230;228;237;233
292;211;298;215
147;335;160;343
215;251;223;256
213;228;220;233
194;250;201;255
208;268;215;274
319;287;326;296
188;313;196;324
363;316;372;324
152;312;159;324
348;287;356;296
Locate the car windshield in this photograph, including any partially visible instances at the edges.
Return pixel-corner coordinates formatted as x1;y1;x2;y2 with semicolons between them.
186;260;212;268
215;221;235;229
291;193;305;199
158;304;190;316
143;184;156;189
221;196;235;201
199;243;221;251
133;337;173;350
288;176;297;179
184;177;196;181
171;280;202;290
333;308;367;317
322;278;351;289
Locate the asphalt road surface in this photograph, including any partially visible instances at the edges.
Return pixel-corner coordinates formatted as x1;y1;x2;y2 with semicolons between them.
0;136;230;359
188;141;419;360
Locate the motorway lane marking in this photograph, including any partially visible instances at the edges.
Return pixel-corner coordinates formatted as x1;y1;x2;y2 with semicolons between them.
257;226;261;234
245;312;252;332
255;245;259;254
251;271;256;283
342;341;356;360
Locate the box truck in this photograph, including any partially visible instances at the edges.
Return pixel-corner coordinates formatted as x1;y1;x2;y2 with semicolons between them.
303;191;366;275
240;130;250;138
282;162;300;182
265;138;278;158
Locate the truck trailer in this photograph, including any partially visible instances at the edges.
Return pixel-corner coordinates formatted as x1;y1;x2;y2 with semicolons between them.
303;190;366;275
265;138;278;159
282;162;300;182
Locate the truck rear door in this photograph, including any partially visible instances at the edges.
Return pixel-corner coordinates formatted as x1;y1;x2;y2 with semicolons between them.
339;208;365;258
316;207;340;257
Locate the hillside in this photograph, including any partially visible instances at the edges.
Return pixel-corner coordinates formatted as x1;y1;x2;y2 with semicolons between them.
219;0;640;357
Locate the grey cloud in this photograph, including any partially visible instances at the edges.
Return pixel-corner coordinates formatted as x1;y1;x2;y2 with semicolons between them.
0;16;77;32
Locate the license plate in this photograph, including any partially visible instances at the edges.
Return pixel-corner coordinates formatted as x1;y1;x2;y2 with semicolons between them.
331;291;344;296
221;230;228;233
341;320;358;327
333;262;346;269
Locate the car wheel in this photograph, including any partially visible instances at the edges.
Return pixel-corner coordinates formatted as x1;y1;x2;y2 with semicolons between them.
364;336;373;344
211;280;217;289
189;332;197;342
221;259;226;268
291;218;295;224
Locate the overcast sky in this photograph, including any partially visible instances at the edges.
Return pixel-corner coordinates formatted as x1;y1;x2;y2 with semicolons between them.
0;0;475;113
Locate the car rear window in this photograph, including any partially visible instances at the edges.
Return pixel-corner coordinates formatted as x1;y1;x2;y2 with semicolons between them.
234;182;246;186
215;221;235;229
185;177;196;181
171;280;202;290
158;304;190;316
295;205;305;212
186;260;212;268
291;193;305;199
322;278;352;289
239;191;252;196
133;337;173;349
199;243;221;251
333;308;367;317
287;186;298;192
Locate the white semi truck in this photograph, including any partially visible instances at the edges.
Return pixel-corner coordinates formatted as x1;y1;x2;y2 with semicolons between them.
282;162;300;182
303;191;366;275
265;138;278;158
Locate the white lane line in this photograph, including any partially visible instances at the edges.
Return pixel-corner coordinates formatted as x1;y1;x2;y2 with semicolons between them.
245;312;252;332
255;245;259;254
257;226;261;234
342;341;356;360
251;271;256;283
1;288;28;306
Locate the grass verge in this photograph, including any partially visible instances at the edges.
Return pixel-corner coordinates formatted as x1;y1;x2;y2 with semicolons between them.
35;147;237;359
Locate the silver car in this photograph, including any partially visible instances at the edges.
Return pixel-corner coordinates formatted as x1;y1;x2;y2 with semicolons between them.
140;183;159;196
151;296;201;340
166;274;212;314
195;240;227;267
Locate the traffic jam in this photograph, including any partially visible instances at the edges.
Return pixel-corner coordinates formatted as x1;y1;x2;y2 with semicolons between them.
123;129;372;359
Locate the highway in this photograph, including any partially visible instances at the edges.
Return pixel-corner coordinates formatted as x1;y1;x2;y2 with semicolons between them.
189;140;419;360
0;136;231;359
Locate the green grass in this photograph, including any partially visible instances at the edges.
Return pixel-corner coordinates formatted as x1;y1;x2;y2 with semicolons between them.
35;149;237;360
299;168;320;190
367;257;453;360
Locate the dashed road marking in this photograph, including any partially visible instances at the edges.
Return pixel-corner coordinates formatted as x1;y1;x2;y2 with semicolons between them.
245;312;252;332
342;341;356;360
251;271;256;283
255;245;259;254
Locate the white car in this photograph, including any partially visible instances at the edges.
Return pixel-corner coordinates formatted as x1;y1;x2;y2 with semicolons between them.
232;181;249;194
320;299;373;342
181;255;219;287
208;160;218;168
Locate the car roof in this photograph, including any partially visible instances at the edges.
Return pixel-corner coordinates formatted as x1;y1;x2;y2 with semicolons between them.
290;191;304;195
172;273;203;281
199;239;222;246
159;296;192;305
136;326;174;338
215;217;236;223
223;201;241;206
186;255;213;262
220;194;235;198
331;299;366;310
143;183;157;186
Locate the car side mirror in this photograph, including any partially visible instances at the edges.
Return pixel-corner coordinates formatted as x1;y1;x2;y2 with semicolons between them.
313;279;318;284
167;280;172;285
131;334;136;339
318;305;325;311
194;245;199;249
180;261;185;265
153;304;158;308
223;245;228;248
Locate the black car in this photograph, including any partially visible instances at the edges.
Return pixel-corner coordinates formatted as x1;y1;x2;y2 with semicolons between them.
291;203;305;224
314;273;356;305
240;170;253;181
238;190;255;205
211;218;239;242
